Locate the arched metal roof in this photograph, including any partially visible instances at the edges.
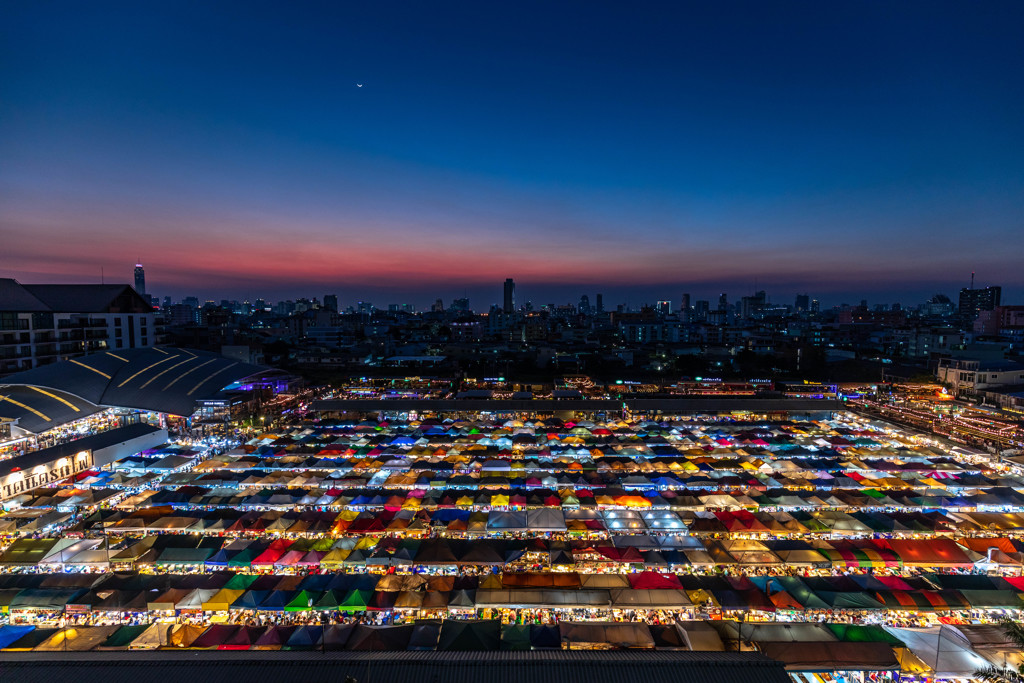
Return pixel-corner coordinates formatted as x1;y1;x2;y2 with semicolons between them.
0;385;103;435
1;347;284;430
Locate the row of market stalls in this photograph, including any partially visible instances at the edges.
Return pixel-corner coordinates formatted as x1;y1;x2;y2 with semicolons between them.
2;569;1024;616
27;415;1021;494
93;484;1024;512
0;620;1016;678
4;413;1024;681
1;531;1009;571
44;502;1024;537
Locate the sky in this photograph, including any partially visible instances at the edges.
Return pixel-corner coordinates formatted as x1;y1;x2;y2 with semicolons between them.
1;1;1022;309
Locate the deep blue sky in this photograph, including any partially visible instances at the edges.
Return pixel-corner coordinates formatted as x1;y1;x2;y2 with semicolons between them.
1;1;1022;308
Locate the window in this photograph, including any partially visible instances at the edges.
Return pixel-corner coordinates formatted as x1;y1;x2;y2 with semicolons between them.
31;312;54;329
1;313;27;331
114;318;122;327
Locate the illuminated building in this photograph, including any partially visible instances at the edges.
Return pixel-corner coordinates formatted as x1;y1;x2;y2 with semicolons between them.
958;285;1001;320
133;262;146;296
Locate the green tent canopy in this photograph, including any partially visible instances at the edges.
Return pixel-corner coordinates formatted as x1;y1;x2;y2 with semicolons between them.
285;590;321;612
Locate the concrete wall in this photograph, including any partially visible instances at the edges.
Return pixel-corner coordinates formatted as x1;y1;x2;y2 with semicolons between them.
0;426;168;501
0;449;94;501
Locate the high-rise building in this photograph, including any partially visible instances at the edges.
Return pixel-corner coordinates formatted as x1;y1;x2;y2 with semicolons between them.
694;300;710;320
168;303;199;326
679;293;691;322
133;262;146;295
656;300;671;316
718;293;728;311
503;278;515;314
740;291;767;320
578;295;591;315
959;286;1001;320
323;294;338;312
795;294;809;312
596;293;604;313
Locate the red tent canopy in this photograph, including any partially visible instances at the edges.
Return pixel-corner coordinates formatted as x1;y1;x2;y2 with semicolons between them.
627;571;683;590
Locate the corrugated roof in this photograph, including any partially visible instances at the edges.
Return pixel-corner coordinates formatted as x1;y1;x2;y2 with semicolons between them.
3;347;278;418
0;385;102;434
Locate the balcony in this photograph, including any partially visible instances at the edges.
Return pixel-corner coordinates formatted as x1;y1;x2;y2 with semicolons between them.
58;319;108;330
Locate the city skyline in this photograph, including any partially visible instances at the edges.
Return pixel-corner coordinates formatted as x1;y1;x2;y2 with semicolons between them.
1;265;1008;312
2;2;1023;303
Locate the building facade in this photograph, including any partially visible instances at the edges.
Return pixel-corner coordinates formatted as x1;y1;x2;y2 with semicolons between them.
0;279;155;375
503;278;515;314
959;286;1001;320
936;358;1024;396
0;423;167;501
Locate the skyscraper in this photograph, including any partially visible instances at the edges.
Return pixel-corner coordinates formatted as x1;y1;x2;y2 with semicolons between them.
595;293;604;313
959;286;1001;320
795;294;809;312
740;291;767;320
133;262;146;295
323;294;338;312
503;278;515;314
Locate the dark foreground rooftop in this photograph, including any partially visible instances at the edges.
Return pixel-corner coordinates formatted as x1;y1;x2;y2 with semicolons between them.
0;650;790;683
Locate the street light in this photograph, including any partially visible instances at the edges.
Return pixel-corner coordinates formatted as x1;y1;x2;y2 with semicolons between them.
320;611;329;654
736;612;746;653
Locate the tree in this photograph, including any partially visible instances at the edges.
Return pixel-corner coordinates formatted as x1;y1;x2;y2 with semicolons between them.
975;619;1024;682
